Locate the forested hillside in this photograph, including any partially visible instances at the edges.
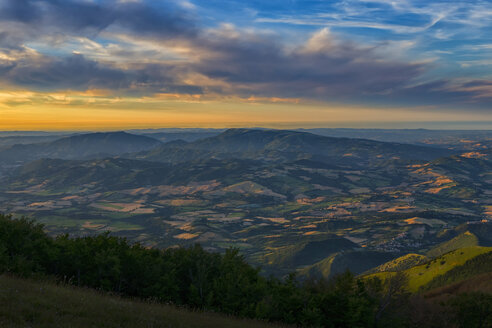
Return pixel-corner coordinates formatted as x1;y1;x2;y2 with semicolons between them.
1;214;491;327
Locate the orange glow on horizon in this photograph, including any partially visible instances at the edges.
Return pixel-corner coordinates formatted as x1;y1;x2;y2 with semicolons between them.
0;90;490;131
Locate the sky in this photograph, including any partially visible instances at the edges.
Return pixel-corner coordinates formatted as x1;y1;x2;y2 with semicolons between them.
0;0;491;130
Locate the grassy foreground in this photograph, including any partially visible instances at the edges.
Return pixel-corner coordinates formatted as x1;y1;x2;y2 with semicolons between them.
0;275;279;328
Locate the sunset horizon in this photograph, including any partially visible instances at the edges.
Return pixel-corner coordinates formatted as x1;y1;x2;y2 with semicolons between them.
1;0;491;130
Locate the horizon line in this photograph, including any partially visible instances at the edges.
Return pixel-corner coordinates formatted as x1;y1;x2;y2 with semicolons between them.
1;121;491;133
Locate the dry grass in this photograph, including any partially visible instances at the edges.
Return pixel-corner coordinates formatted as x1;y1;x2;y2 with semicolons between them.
0;275;281;328
174;233;199;240
460;152;486;159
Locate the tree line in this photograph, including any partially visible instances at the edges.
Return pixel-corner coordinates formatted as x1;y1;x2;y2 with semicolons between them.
0;214;490;327
423;251;492;291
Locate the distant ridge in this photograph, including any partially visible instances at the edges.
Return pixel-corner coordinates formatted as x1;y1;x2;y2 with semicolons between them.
0;131;162;164
131;128;456;165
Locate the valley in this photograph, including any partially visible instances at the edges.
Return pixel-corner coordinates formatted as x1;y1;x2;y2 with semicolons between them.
0;128;490;277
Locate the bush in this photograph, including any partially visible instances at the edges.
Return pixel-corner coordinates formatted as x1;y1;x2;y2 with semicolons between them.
0;214;55;276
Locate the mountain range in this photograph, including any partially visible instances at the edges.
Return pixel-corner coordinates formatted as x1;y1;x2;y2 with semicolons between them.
0;128;490;278
130;128;454;165
0;132;161;166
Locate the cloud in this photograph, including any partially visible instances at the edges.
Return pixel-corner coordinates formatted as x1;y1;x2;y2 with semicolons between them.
380;79;492;110
0;0;491;112
5;53;128;90
256;0;491;35
1;51;202;95
255;17;437;34
192;27;427;99
0;0;197;40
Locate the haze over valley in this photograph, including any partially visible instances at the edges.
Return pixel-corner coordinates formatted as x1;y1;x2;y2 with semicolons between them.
1;128;491;279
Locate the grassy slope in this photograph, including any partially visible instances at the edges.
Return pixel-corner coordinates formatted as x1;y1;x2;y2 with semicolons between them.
263;237;357;268
298;254;337;278
365;246;492;292
0;275;280;328
426;231;479;258
299;251;396;279
366;253;429;274
422;250;492;291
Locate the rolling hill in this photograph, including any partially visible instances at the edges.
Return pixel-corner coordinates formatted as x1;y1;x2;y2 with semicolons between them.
130;129;455;165
302;128;492;150
263;236;358;269
1;157;263;192
423;250;492;291
299;250;396;279
0;128;489;279
365;246;492;292
426;232;479;258
0;132;162;165
0;135;67;148
139;131;222;142
429;225;492;258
